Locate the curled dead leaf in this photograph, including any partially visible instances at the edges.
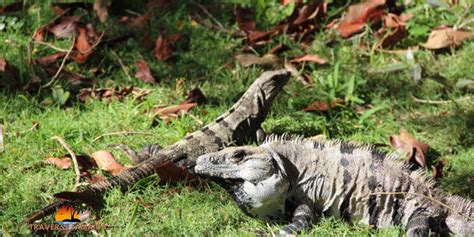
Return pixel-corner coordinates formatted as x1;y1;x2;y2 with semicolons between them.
389;128;429;167
91;150;128;175
421;28;474;49
46;157;71;170
152;103;197;122
135;60;156;84
235;54;279;67
336;0;386;38
303;100;345;112
290;54;327;65
154;32;181;61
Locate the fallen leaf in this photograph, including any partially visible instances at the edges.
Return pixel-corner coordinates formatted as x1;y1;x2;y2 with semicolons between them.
35;52;67;66
48;15;81;38
46;157;71;170
235;6;256;31
267;43;288;55
431;160;446;179
375;13;408;48
152;103;197;122
292;1;323;25
78;87;150;103
284;61;312;86
303;99;345;112
421;27;474;49
154;32;181;61
290;54;327;65
118;10;152;28
154;161;200;185
74;25;96;63
336;0;386;38
389;128;429;167
32;26;47;42
183;88;207;105
91;150;128;175
0;1;23;14
93;0;110;22
235;53;279;67
135;60;156;84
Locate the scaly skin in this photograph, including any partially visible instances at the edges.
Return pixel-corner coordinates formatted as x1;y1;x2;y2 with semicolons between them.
25;70;290;224
195;135;474;236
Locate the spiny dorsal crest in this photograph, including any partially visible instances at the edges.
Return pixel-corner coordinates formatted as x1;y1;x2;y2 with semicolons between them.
262;134;437;189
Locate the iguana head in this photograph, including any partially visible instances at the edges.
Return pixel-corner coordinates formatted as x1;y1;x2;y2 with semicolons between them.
195;145;289;220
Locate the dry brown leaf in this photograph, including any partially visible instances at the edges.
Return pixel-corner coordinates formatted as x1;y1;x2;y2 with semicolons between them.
389;128;429;167
152;103;197;121
93;0;110;22
303;99;345;112
236;54;279;67
154;161;200;185
46;157;71;170
154;32;181;61
91;150;128;175
235;7;256;31
74;25;96;63
292;2;323;25
290;54;327;65
336;0;386;38
35;52;67;66
48;16;81;39
421;28;474;49
118;10;152;28
375;13;408;48
135;60;156;84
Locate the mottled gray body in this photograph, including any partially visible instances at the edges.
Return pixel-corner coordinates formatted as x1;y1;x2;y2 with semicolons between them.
26;70;290;223
195;135;474;236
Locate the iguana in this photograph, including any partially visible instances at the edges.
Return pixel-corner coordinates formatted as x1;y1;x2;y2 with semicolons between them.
25;69;290;223
194;135;474;236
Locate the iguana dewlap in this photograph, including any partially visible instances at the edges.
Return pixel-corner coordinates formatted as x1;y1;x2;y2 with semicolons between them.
195;135;474;236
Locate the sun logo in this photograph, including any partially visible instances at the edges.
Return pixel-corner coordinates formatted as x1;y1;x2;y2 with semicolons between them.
54;205;83;223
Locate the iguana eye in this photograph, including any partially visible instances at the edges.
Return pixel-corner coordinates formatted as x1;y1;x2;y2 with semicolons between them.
231;150;246;162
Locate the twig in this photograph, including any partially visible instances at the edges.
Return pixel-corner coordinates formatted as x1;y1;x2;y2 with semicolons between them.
411;95;472;104
80;31;105;54
369;191;474;221
9;122;39;136
182;110;204;126
92;131;153;143
51;136;81;191
41;39;75;88
192;3;224;29
110;50;132;82
33;41;70;52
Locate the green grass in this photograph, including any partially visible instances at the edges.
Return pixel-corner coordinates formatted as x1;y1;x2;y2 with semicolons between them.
1;1;473;236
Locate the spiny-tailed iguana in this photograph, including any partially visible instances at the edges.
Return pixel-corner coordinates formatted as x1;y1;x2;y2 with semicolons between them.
195;135;474;236
25;70;290;223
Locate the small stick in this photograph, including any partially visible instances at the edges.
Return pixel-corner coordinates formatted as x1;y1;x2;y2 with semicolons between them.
369;191;474;221
80;31;105;54
92;131;153;143
110;50;132;82
411;95;472;104
192;3;224;29
33;41;70;52
51;136;81;191
41;39;75;88
7;122;39;136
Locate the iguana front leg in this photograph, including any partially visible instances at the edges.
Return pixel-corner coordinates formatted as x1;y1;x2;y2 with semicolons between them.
279;204;315;235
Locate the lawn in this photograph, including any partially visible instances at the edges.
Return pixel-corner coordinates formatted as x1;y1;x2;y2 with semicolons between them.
0;0;473;236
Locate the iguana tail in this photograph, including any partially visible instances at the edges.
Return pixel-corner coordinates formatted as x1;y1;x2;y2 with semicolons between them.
445;195;474;236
